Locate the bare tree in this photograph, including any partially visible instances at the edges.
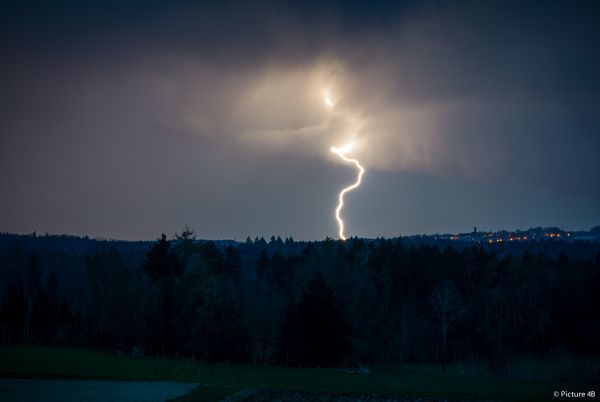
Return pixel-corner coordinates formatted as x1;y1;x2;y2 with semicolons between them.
429;279;465;373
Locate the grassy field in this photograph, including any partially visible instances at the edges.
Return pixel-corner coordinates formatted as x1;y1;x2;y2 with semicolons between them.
0;346;578;401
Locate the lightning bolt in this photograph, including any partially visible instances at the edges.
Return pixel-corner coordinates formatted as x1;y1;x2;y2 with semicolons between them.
330;144;365;240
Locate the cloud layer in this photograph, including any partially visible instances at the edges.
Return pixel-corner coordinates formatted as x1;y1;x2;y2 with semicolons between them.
1;1;599;239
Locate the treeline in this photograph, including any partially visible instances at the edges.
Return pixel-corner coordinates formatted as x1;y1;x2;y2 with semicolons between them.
1;232;599;373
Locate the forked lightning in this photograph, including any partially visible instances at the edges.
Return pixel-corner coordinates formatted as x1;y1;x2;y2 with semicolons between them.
330;144;365;240
323;89;366;240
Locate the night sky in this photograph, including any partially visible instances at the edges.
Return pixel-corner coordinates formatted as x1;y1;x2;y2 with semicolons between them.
1;1;599;240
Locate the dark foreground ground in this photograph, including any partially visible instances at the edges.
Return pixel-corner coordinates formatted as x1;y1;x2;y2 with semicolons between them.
0;379;197;402
195;388;492;401
1;346;594;402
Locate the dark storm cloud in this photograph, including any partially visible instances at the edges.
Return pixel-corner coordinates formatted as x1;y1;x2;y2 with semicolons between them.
1;0;599;239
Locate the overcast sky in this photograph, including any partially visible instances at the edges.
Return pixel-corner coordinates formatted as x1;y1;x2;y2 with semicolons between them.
1;0;599;240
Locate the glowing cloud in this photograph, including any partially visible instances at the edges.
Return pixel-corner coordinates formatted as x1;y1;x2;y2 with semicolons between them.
330;144;365;240
323;89;335;109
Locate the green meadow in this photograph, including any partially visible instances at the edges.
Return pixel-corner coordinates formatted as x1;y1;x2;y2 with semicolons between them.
0;346;581;401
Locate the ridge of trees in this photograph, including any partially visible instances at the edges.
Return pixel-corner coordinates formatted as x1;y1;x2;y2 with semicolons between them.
1;232;599;372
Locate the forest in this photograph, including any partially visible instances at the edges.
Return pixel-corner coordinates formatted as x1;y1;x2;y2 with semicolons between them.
1;231;599;377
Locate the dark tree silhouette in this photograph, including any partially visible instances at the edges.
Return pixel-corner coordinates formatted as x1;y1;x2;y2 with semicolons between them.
286;270;348;367
142;234;182;355
223;245;241;282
